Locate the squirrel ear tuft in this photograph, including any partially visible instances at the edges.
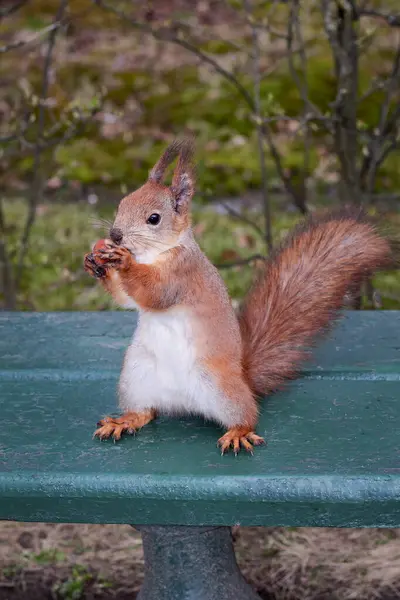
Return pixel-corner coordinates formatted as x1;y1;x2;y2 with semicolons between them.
148;140;182;184
171;137;195;213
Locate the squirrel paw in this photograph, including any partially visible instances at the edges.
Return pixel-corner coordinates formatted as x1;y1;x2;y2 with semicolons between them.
93;410;155;441
96;244;132;270
217;427;265;456
84;253;107;278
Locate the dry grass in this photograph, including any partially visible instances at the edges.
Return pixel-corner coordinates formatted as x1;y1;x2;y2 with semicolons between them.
236;527;400;600
1;522;400;599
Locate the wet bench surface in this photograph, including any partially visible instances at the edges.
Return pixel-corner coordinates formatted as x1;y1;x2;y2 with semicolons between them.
0;311;399;528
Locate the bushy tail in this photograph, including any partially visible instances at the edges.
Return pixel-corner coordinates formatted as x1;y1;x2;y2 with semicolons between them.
239;210;392;396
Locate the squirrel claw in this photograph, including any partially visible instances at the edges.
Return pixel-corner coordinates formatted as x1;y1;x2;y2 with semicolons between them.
95;245;132;270
84;253;106;279
218;428;265;455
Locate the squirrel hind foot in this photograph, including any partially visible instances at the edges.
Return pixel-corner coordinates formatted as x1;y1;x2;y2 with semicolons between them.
93;410;155;441
217;427;266;456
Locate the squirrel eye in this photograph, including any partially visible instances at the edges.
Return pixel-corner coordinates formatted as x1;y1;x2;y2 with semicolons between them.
147;213;161;225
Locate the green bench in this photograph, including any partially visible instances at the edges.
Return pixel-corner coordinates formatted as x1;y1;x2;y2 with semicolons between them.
0;312;399;599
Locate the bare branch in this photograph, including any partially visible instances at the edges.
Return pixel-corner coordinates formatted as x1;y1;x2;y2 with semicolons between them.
287;1;323;125
15;0;69;287
263;112;339;130
261;119;311;214
243;0;272;251
376;136;399;167
1;107;99;161
220;202;265;238
359;77;387;103
286;0;311;214
358;9;400;28
0;0;28;19
0;102;31;143
0;21;62;54
0;199;16;310
215;254;265;269
376;48;400;136
321;0;360;203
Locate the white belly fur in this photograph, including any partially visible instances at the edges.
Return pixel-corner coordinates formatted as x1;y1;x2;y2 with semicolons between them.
118;307;227;422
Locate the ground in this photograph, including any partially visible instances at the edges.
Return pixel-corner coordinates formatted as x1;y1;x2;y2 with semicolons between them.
1;522;400;600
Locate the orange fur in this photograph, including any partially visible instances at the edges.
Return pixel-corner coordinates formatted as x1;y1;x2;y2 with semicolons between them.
114;246;186;311
239;209;392;396
203;355;258;428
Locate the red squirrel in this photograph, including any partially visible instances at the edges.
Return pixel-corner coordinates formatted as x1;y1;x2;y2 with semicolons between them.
84;138;392;454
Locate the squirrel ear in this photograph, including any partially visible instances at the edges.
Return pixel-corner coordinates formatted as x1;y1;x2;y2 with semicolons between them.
171;138;195;213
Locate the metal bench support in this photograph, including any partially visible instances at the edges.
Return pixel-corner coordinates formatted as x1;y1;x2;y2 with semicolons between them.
135;525;261;600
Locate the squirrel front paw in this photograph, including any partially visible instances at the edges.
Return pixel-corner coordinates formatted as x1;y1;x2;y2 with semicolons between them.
84;253;107;279
96;243;132;271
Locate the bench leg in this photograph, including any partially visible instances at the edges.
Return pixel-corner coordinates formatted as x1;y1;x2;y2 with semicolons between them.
134;525;261;600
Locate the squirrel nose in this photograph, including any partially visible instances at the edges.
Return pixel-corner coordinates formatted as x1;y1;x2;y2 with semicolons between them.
110;228;123;244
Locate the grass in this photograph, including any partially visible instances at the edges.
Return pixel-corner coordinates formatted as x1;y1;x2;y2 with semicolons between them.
3;196;400;311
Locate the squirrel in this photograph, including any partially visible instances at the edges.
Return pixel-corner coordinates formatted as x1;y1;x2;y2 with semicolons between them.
84;138;392;454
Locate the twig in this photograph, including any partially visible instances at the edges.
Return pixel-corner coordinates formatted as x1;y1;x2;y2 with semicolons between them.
259;41;312;81
287;1;322;124
0;94;31;143
15;0;68;287
261;120;310;212
215;254;265;269
220;202;265;238
0;0;28;19
0;199;16;310
260;5;327;214
295;1;311;214
359;77;386;103
0;21;62;54
243;0;272;251
2;110;98;160
358;9;400;28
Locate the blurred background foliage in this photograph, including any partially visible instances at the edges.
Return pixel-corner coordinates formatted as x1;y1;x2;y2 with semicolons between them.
0;0;399;310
